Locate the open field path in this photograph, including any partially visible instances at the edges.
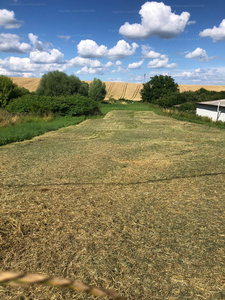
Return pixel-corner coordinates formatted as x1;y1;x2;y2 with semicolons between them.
1;111;225;299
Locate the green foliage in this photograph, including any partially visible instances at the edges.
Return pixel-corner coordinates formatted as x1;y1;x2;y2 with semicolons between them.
140;75;179;103
6;94;100;116
0;115;85;146
178;102;196;112
36;70;88;97
0;76;30;108
88;78;107;102
78;81;89;96
155;91;199;108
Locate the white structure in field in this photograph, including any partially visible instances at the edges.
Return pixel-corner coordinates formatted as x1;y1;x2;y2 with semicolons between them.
196;100;225;122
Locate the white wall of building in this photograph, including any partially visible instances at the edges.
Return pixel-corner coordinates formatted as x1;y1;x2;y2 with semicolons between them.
196;105;225;122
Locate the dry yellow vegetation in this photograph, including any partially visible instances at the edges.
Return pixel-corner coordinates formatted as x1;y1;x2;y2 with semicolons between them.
10;77;225;100
1;110;225;299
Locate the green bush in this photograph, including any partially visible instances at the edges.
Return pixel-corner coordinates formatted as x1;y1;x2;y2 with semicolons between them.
36;70;88;97
6;94;100;116
178;102;196;112
0;76;30;107
88;78;107;102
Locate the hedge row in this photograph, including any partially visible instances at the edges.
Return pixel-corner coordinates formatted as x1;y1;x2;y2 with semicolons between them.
5;94;101;116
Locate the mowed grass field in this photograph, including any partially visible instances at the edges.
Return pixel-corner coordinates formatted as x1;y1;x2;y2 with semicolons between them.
10;77;225;100
0;110;225;299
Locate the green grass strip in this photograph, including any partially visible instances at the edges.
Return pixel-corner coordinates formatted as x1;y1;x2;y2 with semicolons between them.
0;115;85;146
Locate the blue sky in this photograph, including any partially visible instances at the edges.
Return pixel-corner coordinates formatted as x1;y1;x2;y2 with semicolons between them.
0;0;225;84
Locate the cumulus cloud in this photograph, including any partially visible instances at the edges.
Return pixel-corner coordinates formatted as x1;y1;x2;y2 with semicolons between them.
77;39;108;58
119;1;190;40
72;59;113;75
185;47;214;62
147;57;177;68
0;9;23;29
173;68;225;84
0;57;35;73
68;56;103;68
107;40;138;60
116;60;122;66
111;66;128;73
105;61;114;68
75;66;103;75
0;33;31;53
0;56;68;76
128;60;144;69
141;45;167;59
199;19;225;42
30;49;64;64
28;33;44;51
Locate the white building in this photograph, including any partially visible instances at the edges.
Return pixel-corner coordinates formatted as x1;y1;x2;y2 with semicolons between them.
196;100;225;122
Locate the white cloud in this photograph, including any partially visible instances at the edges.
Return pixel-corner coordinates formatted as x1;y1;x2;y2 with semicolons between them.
68;56;103;68
116;60;122;66
107;40;138;60
111;66;128;73
128;60;144;69
0;33;31;53
105;61;113;68
173;68;225;84
107;77;124;82
187;21;196;25
0;56;68;76
119;1;190;40
77;39;108;58
75;66;104;75
57;35;71;40
0;57;35;73
0;9;23;29
185;47;214;62
147;57;178;68
199;19;225;42
28;33;44;51
141;45;167;59
30;49;64;64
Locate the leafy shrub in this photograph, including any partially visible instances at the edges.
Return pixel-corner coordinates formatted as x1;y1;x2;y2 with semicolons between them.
178;102;196;112
36;71;88;97
0;76;30;107
140;75;179;103
88;78;107;102
6;94;100;116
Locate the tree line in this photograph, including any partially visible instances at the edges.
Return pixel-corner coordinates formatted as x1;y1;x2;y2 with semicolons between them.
140;75;225;111
0;71;107;116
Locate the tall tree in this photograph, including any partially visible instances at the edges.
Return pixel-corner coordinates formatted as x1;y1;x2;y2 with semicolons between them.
88;78;106;102
140;75;179;103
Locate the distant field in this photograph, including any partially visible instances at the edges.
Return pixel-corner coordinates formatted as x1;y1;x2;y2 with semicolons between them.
10;77;225;100
1;110;225;299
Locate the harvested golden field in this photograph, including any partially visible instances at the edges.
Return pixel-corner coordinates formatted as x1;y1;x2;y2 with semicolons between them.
10;77;225;100
178;84;225;92
1;110;225;299
10;77;41;93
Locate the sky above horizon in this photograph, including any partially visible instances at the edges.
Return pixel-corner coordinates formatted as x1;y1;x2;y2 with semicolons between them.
0;0;225;84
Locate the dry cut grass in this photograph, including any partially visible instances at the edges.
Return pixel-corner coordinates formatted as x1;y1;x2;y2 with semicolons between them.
1;110;225;299
10;77;225;101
